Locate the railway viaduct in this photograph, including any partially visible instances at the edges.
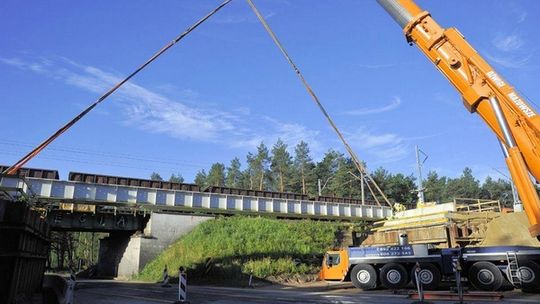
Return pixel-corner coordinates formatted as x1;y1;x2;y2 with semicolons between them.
1;168;392;278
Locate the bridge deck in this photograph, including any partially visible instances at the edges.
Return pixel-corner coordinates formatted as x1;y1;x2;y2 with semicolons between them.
0;176;392;221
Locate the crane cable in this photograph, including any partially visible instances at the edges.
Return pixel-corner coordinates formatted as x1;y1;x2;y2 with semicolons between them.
246;0;392;207
3;0;232;176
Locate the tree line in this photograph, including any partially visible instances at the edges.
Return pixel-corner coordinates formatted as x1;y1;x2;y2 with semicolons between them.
151;139;517;207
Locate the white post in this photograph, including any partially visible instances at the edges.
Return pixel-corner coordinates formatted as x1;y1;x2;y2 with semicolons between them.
161;265;170;287
65;271;75;304
176;266;188;303
414;263;424;303
360;171;365;205
415;145;428;204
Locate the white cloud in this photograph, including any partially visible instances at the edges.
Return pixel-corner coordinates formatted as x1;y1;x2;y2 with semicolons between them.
342;96;401;116
0;57;47;73
346;127;408;164
507;4;528;24
517;11;527;23
230;116;321;152
493;34;524;52
1;56;323;150
0;57;25;68
273;121;321;150
487;33;537;69
485;53;532;69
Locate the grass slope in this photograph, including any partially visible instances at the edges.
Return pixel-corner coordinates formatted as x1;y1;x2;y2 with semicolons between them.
137;216;347;285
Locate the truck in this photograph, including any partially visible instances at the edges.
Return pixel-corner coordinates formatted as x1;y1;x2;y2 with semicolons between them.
320;238;540;292
321;0;540;293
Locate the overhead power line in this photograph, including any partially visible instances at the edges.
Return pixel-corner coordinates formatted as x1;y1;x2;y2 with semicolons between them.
0;138;210;169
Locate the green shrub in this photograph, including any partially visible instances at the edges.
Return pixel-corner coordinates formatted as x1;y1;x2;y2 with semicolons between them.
136;216;347;284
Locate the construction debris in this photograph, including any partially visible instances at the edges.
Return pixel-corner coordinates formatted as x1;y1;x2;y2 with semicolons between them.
360;199;534;248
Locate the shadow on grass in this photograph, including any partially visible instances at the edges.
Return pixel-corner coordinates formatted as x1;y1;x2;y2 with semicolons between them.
164;252;324;287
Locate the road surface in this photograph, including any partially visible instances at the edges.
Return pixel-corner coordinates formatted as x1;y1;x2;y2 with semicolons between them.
74;280;540;304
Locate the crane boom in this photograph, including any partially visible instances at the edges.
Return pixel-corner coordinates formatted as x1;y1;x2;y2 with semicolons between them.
377;0;540;237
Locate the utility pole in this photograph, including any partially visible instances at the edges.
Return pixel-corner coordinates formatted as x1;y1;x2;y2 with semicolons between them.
318;177;333;196
415;145;428;204
510;180;523;212
360;171;365;205
493;167;523;212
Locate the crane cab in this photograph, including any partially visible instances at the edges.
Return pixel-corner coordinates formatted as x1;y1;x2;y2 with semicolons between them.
319;249;349;281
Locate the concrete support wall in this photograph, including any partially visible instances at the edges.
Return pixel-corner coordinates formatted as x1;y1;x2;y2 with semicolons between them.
97;232;131;278
98;213;212;278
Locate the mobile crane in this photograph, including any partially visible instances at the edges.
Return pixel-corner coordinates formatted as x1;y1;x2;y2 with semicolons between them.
378;0;540;237
320;0;540;292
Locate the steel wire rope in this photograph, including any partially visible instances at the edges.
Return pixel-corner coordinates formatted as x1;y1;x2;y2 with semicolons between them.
3;0;232;175
246;0;391;207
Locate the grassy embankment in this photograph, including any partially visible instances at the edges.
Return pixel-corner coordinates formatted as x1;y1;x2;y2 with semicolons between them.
136;216;354;285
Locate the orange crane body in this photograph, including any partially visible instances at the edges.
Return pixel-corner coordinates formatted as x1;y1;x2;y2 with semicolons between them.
378;0;540;236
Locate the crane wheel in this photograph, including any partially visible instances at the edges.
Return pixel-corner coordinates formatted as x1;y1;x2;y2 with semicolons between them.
380;263;408;290
350;264;378;290
411;263;441;290
468;261;504;291
518;260;540;293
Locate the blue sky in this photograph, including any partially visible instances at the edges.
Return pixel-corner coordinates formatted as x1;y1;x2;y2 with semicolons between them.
1;0;539;183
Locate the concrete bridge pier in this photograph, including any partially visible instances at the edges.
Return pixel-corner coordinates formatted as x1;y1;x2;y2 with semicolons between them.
98;213;213;278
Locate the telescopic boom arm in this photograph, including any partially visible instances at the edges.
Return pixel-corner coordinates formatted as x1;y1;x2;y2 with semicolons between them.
377;0;540;237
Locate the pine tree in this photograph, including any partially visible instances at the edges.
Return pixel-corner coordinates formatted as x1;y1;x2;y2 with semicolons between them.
270;139;293;192
239;169;252;189
371;167;391;199
225;158;242;188
315;150;343;196
245;152;256;190
386;173;416;205
245;143;271;190
423;171;448;203
256;143;271;190
150;172;163;181
480;177;512;207
329;157;358;198
207;163;226;187
446;167;481;199
194;170;208;188
169;173;184;183
292;141;316;195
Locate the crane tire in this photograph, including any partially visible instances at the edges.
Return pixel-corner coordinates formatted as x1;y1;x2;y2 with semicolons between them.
350;264;378;290
411;263;441;290
380;263;409;290
468;261;504;291
517;260;540;293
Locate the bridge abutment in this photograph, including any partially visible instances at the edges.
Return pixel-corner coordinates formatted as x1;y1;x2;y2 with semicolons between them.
98;213;213;278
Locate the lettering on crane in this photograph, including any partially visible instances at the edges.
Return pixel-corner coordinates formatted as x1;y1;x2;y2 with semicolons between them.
486;71;506;88
508;92;536;118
